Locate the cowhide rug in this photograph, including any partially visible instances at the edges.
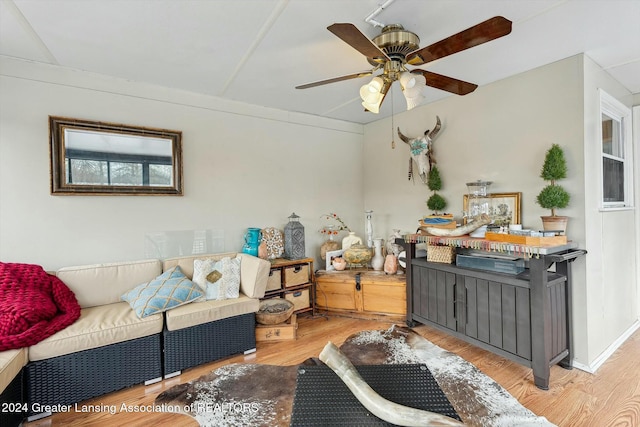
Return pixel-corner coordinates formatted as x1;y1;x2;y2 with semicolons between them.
155;325;555;427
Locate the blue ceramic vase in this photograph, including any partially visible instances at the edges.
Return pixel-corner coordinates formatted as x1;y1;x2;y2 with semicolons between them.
242;227;262;257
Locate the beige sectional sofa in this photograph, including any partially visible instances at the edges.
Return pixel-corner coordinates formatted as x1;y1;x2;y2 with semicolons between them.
0;252;270;424
0;348;28;426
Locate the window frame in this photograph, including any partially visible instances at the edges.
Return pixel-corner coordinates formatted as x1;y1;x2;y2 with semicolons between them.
598;89;634;209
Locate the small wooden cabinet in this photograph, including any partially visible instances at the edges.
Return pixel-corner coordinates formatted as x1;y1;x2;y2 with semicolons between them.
263;258;314;316
315;269;406;321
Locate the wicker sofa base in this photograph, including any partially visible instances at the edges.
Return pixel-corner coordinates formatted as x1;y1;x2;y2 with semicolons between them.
163;312;256;375
25;334;162;417
0;369;24;427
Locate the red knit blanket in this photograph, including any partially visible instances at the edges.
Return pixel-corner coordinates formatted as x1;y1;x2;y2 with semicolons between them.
0;262;81;351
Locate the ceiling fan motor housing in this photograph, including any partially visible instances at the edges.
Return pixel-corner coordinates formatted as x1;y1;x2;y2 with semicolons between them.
372;24;420;62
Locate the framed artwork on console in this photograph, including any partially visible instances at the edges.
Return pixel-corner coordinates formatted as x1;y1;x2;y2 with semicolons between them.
463;192;522;226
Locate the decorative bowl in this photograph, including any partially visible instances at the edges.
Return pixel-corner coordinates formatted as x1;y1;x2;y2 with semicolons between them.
255;298;294;325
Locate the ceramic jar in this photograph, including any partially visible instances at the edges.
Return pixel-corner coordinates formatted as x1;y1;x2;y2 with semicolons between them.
341;232;362;251
320;239;340;260
343;244;372;268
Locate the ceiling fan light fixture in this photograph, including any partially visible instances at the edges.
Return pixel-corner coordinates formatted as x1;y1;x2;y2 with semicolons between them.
399;71;416;89
405;94;425;110
368;76;384;92
400;71;426;110
400;72;426;97
359;84;382;104
362;99;382;114
360;76;386;108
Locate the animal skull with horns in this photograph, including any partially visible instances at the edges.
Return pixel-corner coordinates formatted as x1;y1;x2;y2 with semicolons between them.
397;116;442;184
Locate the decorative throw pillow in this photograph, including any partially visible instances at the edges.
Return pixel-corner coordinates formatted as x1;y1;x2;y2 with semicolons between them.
121;266;203;318
193;256;242;301
193;259;216;301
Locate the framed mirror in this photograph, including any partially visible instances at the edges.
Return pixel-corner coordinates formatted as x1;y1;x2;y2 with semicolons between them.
49;116;183;195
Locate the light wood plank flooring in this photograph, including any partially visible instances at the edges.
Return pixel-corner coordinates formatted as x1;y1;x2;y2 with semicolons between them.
24;315;639;426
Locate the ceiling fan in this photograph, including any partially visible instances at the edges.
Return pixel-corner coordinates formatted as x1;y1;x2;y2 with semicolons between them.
296;16;512;113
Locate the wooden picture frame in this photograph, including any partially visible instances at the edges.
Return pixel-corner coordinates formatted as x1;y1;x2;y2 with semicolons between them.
463;192;522;226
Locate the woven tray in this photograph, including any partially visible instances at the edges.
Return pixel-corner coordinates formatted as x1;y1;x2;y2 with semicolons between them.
427;245;455;263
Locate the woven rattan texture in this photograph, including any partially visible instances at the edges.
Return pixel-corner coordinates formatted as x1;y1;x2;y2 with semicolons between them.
290;364;461;426
427;244;456;264
25;334;162;415
162;313;256;374
0;369;24;426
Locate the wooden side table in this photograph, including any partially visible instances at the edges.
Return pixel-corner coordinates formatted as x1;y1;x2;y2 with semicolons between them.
315;269;406;321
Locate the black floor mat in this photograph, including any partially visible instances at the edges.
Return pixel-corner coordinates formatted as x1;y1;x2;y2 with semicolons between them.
290;364;461;426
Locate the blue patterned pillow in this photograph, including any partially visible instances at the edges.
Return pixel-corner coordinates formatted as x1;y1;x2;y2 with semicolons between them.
121;266;203;318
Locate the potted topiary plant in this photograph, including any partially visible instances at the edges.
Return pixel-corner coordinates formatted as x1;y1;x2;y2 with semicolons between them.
426;165;447;214
421;166;455;232
536;144;570;232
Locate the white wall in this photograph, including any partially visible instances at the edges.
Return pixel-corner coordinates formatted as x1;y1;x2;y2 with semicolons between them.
0;57;365;270
363;54;638;367
582;55;638;368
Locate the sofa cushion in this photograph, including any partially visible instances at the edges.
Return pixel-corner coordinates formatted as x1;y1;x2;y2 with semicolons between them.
28;302;163;361
57;259;162;308
0;348;27;393
163;253;270;299
121;266;203;318
164;294;259;331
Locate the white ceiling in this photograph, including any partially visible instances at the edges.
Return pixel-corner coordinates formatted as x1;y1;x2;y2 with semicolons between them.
1;0;639;124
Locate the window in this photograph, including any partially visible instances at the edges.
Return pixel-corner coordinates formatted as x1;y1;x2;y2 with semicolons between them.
599;90;633;208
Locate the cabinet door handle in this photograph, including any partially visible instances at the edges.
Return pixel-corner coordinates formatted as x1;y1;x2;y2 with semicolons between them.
355;273;361;291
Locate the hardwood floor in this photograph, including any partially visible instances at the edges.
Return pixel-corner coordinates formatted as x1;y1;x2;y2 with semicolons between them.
23;315;640;426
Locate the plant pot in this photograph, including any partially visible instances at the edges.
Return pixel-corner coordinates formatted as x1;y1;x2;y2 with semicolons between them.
540;215;568;233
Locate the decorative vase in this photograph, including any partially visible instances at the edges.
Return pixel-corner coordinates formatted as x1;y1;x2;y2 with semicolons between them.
541;215;568;234
341;231;362;251
343;244;372;268
365;210;374;248
371;238;384;271
241;227;262;257
384;254;398;274
320;232;340;260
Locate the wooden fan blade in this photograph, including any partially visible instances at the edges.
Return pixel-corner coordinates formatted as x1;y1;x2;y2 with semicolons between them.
295;71;373;89
328;23;390;62
406;16;512;66
411;70;478;95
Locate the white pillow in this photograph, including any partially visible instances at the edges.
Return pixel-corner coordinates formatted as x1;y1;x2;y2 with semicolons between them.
193;256;242;300
192;259;214;301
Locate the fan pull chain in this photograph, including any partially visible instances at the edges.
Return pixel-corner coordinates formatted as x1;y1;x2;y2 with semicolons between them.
391;87;395;149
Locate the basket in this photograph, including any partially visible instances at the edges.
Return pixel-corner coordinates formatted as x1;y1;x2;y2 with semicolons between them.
427;245;455;264
256;298;295;325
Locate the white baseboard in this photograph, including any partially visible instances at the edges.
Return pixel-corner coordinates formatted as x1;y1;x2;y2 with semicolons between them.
572;319;640;374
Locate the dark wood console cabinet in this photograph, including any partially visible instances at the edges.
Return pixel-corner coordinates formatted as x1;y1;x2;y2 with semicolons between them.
401;239;585;389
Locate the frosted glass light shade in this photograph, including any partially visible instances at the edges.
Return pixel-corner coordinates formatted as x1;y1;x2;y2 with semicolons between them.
400;72;426;110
